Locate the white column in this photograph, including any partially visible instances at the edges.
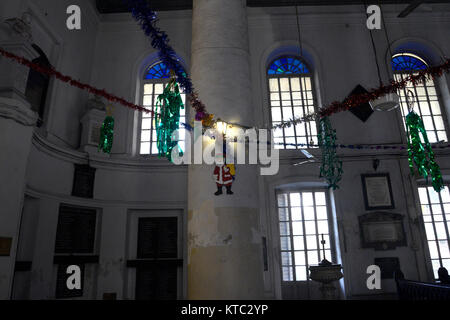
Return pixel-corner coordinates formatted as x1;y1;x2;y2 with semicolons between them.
96;207;127;300
188;0;264;299
29;199;59;299
0;38;37;299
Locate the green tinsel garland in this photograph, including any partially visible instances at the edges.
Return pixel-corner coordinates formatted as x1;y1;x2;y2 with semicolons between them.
155;80;184;161
98;115;114;154
318;116;343;189
406;110;444;192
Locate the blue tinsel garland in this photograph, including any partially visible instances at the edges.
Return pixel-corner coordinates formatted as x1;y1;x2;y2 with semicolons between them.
126;0;193;94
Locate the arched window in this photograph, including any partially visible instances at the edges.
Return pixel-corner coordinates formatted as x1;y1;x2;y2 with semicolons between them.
268;56;318;149
139;61;186;155
392;53;447;143
417;185;450;279
277;189;333;281
25;44;51;127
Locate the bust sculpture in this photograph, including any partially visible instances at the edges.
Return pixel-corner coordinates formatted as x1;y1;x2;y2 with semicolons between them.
4;11;33;41
86;95;106;111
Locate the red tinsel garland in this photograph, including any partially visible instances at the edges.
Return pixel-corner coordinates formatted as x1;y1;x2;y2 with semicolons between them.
188;92;211;121
320;59;450;118
1;46;449;129
0;47;153;116
272;58;450;129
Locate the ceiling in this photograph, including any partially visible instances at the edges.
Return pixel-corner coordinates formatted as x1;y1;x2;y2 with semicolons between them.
96;0;449;15
96;0;190;13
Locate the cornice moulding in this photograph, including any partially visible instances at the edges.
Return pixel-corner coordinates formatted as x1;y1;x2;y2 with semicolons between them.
32;132;188;172
0;97;37;126
25;185;186;210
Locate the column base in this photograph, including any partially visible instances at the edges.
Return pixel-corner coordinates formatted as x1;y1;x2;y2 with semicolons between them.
188;205;265;300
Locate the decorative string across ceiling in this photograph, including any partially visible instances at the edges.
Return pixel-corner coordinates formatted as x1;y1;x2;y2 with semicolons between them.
1;1;450;154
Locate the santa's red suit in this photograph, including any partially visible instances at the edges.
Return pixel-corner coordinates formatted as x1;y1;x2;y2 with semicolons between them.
213;165;233;186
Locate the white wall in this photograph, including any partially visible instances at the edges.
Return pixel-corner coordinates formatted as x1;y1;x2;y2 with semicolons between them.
89;10;192;155
19;0;101;148
4;1;450;299
248;4;450;298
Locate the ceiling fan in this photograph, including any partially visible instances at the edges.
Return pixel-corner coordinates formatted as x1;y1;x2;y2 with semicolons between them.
293;149;321;166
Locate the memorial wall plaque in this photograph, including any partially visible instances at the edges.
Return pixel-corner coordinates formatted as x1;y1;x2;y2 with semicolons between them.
375;257;401;279
359;212;407;250
0;237;12;256
361;173;395;210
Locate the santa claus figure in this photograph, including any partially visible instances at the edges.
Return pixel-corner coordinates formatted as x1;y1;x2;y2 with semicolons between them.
213;163;235;195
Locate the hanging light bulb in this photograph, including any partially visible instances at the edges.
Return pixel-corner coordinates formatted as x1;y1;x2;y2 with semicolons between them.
216;120;228;136
367;2;400;112
371;92;400;112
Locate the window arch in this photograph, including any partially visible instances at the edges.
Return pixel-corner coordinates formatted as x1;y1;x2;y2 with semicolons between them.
25;44;51;127
417;185;450;279
268;56;318;149
268;57;310;75
392;53;428;72
139;61;186;155
145;61;171;80
392;53;447;143
277;189;334;282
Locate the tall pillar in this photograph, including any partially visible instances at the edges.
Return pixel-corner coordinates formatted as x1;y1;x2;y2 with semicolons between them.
188;0;264;299
0;36;38;298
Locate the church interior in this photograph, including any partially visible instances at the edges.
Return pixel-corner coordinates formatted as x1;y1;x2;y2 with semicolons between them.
0;0;450;301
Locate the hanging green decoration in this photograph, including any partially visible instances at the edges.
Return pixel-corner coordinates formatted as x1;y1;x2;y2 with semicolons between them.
406;110;444;192
155;76;184;161
318;116;343;189
404;89;443;193
98;106;115;154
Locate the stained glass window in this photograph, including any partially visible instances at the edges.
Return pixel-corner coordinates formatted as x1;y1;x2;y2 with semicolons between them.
418;186;450;279
277;190;333;281
392;53;428;72
268;56;317;149
268;57;310;75
140;62;186;155
392;53;447;143
144;62;171;80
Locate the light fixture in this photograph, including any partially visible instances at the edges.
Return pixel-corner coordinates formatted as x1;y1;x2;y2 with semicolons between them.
371;92;400;112
216;120;229;136
365;3;400;112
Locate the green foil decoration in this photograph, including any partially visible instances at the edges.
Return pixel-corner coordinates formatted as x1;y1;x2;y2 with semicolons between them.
98;115;114;154
406;110;444;192
155;79;184;161
318;116;343;189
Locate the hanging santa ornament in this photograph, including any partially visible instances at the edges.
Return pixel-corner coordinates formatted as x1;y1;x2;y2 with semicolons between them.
155;71;184;161
213;122;235;196
98;105;115;154
213;162;235;195
318;116;343;189
405;90;444;192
